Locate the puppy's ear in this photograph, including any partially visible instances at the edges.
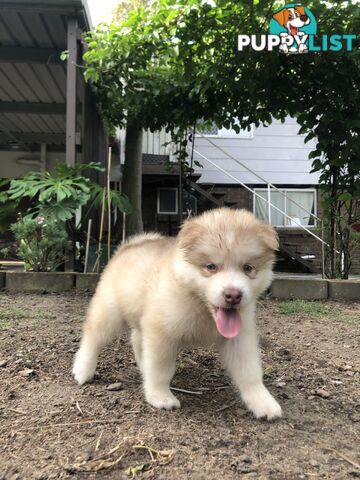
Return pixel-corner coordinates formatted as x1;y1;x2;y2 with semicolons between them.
178;218;205;253
258;223;279;252
272;8;287;26
295;5;305;15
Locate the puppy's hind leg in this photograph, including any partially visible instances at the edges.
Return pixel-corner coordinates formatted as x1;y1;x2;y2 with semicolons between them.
73;292;125;385
130;328;143;373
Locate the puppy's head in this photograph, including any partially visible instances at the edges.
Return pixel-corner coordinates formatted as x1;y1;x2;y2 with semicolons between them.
272;6;310;31
175;208;278;338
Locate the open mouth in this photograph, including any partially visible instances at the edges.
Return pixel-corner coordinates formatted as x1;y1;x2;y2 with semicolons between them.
214;306;242;339
290;24;298;35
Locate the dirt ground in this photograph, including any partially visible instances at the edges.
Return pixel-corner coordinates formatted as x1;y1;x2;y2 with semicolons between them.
0;292;359;480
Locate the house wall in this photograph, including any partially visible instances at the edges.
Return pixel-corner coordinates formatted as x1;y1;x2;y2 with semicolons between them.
0;150;121;180
192;117;320;185
0;150;71;178
142;116;320;185
142;130;174;157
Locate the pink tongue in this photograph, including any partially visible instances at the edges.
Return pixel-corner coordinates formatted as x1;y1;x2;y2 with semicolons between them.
215;308;242;339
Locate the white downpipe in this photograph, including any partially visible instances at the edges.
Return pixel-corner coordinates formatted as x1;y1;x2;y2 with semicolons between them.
267;184;271;225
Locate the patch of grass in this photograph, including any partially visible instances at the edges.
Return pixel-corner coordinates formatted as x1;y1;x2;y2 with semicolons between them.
32;309;56;320
340;314;360;326
0;308;56;321
0;320;10;331
277;300;360;326
278;300;331;317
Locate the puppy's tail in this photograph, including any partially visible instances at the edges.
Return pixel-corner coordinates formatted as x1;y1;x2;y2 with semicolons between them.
72;285;125;385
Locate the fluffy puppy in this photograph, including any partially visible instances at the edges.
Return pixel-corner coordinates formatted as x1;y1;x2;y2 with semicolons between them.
73;208;282;420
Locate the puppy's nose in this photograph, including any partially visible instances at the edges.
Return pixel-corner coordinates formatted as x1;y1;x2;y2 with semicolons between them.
223;288;242;306
300;14;308;21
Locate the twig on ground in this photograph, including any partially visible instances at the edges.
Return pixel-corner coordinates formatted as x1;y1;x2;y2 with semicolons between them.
323;446;360;470
198;385;230;391
75;401;83;416
216;399;240;412
95;430;104;452
170;387;203;395
68;437;174;474
8;408;27;415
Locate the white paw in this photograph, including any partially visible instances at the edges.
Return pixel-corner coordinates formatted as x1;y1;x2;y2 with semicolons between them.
242;385;282;420
145;390;181;410
72;351;96;385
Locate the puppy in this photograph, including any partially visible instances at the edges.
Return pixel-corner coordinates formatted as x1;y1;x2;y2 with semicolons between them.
273;5;310;53
73;208;282;420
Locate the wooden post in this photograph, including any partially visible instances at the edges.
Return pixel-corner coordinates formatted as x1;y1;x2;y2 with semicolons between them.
107;147;112;262
83;219;92;273
66;16;78;166
178;158;183;229
64;16;78;271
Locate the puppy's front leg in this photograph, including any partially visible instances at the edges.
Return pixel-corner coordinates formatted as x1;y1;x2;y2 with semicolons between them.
220;312;282;420
142;326;180;410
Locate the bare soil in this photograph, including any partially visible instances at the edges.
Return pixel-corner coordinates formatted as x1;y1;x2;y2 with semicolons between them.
0;292;359;480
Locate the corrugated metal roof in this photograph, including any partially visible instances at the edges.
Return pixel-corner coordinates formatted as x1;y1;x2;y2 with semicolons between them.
0;0;91;148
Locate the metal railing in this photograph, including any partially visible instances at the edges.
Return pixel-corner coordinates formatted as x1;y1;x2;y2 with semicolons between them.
190;134;329;277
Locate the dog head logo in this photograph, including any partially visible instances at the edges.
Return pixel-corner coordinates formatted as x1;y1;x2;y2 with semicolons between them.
270;4;317;54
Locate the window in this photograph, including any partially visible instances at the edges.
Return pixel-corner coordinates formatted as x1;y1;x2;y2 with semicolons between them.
254;189;316;227
157;189;198;215
197;120;253;139
157;188;178;214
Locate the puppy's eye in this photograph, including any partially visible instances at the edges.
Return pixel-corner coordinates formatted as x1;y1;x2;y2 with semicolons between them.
206;263;218;273
243;263;254;274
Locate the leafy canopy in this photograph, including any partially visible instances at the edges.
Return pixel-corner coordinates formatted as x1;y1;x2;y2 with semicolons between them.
83;0;359;152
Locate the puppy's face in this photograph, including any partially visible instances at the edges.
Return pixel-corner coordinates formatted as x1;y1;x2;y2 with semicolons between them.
272;6;310;34
175;208;278;338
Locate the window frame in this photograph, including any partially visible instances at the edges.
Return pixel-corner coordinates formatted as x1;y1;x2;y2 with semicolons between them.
253;188;317;228
157;187;178;214
198;122;254;140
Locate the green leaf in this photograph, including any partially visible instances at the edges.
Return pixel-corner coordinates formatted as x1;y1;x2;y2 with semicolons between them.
60;50;69;61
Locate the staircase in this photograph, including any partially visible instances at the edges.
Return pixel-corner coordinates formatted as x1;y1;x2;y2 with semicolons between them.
186;181;225;207
277;234;322;273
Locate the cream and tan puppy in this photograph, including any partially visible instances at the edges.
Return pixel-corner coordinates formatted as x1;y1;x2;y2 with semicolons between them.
73;208;282;420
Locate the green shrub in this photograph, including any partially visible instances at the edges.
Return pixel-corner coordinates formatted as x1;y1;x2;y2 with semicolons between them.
11;216;68;272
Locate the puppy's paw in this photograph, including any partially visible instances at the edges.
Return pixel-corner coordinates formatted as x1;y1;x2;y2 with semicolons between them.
72;352;96;386
242;385;282;421
146;390;181;410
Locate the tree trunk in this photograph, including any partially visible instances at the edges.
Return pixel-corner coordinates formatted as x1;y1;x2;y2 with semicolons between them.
122;122;144;237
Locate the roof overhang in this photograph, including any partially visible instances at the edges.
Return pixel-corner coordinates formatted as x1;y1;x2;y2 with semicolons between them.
0;0;93;151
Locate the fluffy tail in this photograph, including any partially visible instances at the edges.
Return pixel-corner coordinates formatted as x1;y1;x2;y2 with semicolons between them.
72;285;125;385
